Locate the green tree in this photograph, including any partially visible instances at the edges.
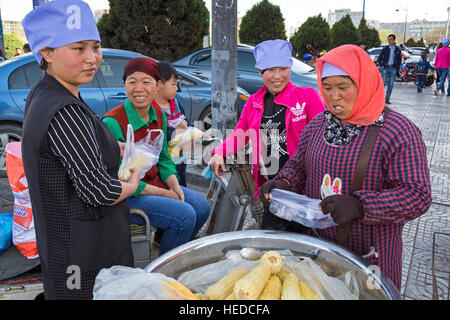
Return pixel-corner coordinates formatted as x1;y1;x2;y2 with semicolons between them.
290;14;330;57
329;14;359;48
405;37;416;47
415;38;425;47
239;0;286;45
357;17;380;48
97;0;208;61
4;33;26;59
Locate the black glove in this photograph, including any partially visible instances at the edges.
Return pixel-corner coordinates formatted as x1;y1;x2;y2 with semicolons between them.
258;179;290;206
319;195;364;225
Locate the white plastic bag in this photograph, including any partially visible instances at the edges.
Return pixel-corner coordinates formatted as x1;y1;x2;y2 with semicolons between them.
93;266;197;300
168;126;204;163
168;126;204;148
5;142;38;259
118;124;164;181
177;248;358;300
176;250;260;293
269;189;337;229
167;114;185;129
283;257;359;300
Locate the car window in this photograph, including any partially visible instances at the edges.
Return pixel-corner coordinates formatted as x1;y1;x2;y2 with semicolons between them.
191;52;211;67
291;57;314;74
238;52;256;72
369;48;381;55
8;62;43;89
100;57;129;87
179;75;196;87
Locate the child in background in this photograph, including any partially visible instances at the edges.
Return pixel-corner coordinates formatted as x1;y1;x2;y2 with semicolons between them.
153;61;190;187
415;54;434;93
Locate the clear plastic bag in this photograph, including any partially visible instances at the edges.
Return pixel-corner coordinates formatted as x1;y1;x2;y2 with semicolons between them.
93;266;197;300
168;126;204;163
167;115;185;129
176;250;261;293
118;124;164;181
176;248;359;300
269;189;337;229
168;126;204;148
283;256;359;300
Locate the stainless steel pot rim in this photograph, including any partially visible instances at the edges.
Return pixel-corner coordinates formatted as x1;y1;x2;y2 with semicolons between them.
144;230;401;300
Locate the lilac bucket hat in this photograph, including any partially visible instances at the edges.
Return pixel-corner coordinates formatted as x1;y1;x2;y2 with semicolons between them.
321;62;349;79
22;0;100;64
254;39;293;71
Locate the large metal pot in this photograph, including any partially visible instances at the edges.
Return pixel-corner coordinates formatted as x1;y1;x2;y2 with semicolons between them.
145;230;401;300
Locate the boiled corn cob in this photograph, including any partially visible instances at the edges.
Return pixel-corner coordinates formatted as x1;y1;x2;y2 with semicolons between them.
195;293;207;300
205;267;248;300
234;262;272;300
225;291;236;300
260;251;282;274
298;281;321;300
281;271;303;300
278;269;290;282
258;275;282;300
163;281;199;300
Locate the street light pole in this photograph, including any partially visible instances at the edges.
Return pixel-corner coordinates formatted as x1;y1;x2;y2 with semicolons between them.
362;0;366;19
396;6;408;45
403;6;408;45
446;6;450;38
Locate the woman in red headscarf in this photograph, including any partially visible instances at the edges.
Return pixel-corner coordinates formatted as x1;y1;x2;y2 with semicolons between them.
103;57;210;256
259;44;431;290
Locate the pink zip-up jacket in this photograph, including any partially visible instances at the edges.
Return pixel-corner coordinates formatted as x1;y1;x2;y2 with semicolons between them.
212;81;325;197
435;46;450;68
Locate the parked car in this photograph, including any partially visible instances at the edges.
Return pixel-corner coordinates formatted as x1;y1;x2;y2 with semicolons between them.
0;49;249;176
368;47;383;64
407;47;428;56
172;44;318;95
369;46;410;65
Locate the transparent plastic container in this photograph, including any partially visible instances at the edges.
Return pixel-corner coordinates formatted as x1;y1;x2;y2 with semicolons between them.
269;189;337;229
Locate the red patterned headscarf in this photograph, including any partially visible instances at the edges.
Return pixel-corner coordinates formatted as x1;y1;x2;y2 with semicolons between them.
316;44;385;126
123;57;160;82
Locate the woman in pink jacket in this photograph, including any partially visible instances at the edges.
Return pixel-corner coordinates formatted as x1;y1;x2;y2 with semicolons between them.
434;38;450;95
210;39;325;229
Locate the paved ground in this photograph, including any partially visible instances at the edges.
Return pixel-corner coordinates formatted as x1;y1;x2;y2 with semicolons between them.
0;80;448;300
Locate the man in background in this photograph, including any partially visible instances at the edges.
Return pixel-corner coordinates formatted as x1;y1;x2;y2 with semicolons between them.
377;34;402;104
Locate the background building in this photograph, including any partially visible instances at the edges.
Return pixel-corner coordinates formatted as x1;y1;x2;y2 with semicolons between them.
379;20;447;40
327;8;378;28
94;9;109;22
2;20;26;41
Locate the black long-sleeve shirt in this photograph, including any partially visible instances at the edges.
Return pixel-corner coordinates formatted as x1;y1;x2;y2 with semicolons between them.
47;104;122;207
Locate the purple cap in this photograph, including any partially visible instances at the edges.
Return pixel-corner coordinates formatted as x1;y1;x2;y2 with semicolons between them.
254;39;293;71
442;38;449;47
321;62;349;79
22;0;100;64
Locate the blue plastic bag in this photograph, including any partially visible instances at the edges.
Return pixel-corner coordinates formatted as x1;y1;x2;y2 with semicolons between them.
0;213;13;256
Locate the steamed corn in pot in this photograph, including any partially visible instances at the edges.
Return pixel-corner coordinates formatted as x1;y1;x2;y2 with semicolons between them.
145;230;402;300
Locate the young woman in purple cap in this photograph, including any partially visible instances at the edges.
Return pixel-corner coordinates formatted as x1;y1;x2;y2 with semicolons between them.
102;57;210;257
209;39;325;230
21;0;139;299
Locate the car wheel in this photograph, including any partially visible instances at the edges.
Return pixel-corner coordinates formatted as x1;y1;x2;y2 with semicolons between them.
198;106;212;132
0;124;23;178
198;105;241;132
